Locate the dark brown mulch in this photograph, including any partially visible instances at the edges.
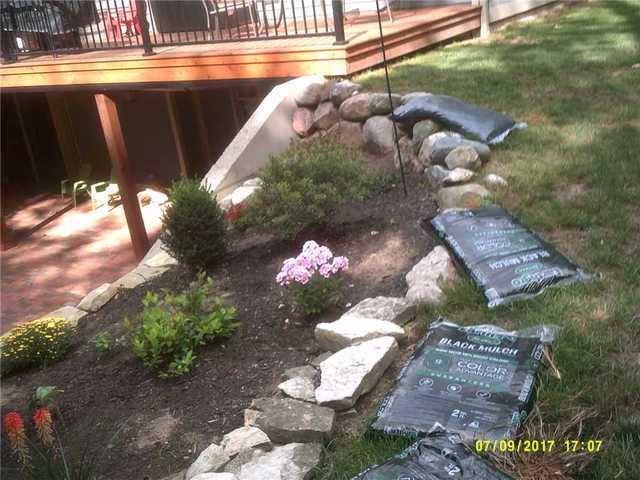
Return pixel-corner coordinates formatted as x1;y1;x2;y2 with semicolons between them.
1;174;438;480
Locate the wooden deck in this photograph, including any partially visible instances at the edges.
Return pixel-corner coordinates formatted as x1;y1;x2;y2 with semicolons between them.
0;5;480;91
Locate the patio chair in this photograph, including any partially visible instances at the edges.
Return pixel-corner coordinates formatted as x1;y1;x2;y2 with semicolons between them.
89;169;120;210
60;163;92;208
203;0;260;39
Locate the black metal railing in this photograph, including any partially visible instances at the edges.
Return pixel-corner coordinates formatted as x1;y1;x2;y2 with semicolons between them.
1;0;343;62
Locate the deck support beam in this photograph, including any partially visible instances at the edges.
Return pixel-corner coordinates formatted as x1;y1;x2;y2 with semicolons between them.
94;93;150;260
165;92;189;177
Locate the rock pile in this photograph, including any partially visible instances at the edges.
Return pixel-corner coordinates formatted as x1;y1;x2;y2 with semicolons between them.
290;77;509;211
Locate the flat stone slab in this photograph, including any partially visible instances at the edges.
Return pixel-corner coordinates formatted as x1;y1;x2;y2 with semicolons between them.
278;377;316;403
315;336;399;410
39;305;87;327
283;365;317;382
143;249;179;268
405;246;458;306
186;443;230;480
77;283;118;312
192;474;238;480
238;443;322;480
221;426;271;458
315;316;405;352
113;270;146;290
244;398;334;444
342;296;416;326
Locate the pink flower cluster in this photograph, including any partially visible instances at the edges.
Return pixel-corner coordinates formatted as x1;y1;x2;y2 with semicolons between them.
276;241;349;286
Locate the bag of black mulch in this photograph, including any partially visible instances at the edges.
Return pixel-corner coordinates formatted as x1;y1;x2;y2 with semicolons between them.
430;206;591;308
371;318;558;441
353;429;513;480
393;94;526;144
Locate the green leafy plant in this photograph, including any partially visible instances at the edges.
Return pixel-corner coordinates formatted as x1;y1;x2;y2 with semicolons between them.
90;332;119;354
0;318;76;376
30;386;63;411
160;178;226;269
125;274;238;378
243;138;380;238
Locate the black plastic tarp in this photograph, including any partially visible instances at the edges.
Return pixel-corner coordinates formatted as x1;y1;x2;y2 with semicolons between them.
371;319;557;441
393;94;525;144
430;207;590;308
354;430;514;480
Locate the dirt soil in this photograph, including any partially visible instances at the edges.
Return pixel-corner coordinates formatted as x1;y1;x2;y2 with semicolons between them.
1;174;438;480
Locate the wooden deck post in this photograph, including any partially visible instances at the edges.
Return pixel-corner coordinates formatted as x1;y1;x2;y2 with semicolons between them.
94;93;150;260
474;0;491;38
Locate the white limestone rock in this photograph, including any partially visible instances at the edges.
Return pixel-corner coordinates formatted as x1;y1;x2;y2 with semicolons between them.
221;427;271;459
315;316;405;352
278;377;316;403
238;443;322;480
405;246;458;306
39;305;87;327
342;296;416;326
77;283;118;312
192;474;237;480
185;443;230;480
315;336;399;410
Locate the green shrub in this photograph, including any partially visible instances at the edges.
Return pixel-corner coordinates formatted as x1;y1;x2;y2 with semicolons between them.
0;318;76;376
91;332;119;354
125;274;238;378
161;178;226;269
243;138;380;238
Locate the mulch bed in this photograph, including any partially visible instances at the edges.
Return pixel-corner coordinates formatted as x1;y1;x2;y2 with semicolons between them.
1;174;437;480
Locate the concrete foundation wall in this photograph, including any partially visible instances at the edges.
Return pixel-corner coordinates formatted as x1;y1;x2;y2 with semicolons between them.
489;0;556;23
203;77;306;199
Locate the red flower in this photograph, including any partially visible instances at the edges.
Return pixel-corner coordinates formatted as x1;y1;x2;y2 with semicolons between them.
3;411;30;466
33;408;55;446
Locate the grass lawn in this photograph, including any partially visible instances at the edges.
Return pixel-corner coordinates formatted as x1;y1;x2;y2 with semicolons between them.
314;2;640;479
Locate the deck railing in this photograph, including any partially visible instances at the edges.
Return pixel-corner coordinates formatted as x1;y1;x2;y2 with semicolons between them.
1;0;343;62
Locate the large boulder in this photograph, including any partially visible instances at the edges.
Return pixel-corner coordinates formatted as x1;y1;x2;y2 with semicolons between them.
292;108;314;137
315;316;405;352
330;80;361;106
312;102;339;131
363;116;395;154
244;398;334;444
221;427;271;458
185;444;230;480
238;443;322;480
412;119;439;153
427;165;451;189
420;132;490;166
427;166;475;188
437;183;491;210
325;121;365;149
339;93;372;121
294;76;328;108
405;246;458;306
315;336;399;410
444;145;481;171
368;93;402;115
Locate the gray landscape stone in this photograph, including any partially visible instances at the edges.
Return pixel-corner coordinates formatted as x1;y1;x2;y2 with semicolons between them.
342;296;416;326
221;427;271;458
40;305;87;327
310;352;332;367
294;76;328;108
437;183;491;210
315;336;399;410
420;132;490;166
339;93;371;121
427;165;451;189
113;270;146;289
368;93;402;115
412;119;439;153
326;121;365;149
444;168;475;185
192;474;237;480
406;246;458;290
394;136;420;172
292;107;315;137
405;283;445;306
363;115;395;154
238;443;322;480
315;316;405;352
223;449;266;476
313;101;339;131
144;250;178;268
77;283;118;312
445;145;481;171
132;264;170;282
185;443;230;480
330;80;361;106
283;365;317;381
244;398;334;444
278;377;316;403
484;173;509;188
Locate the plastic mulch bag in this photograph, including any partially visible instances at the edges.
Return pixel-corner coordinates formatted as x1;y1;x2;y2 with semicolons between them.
393;94;526;144
371;318;558;441
430;206;591;308
353;429;513;479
